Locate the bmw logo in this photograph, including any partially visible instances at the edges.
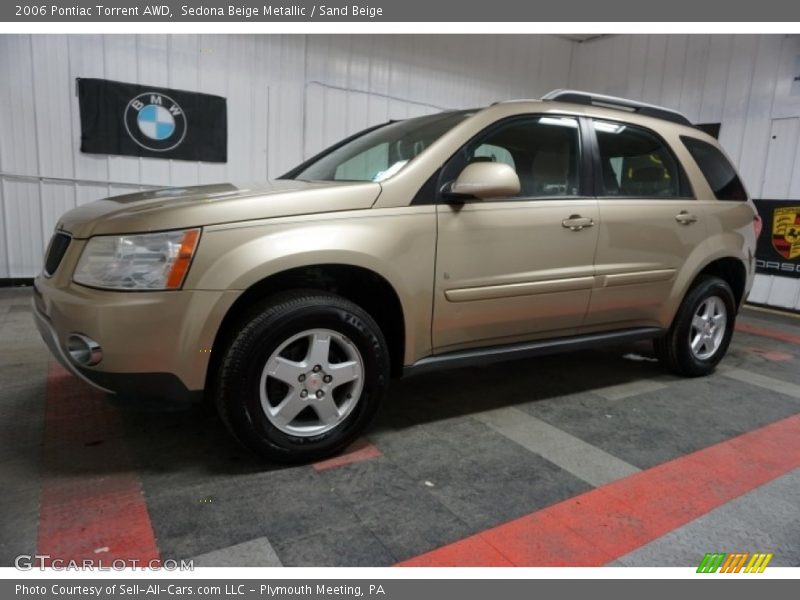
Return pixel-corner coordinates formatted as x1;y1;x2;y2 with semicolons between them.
124;92;187;152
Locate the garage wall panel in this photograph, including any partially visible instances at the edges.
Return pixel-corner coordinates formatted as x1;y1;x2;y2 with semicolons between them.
676;36;708;119
167;35;202;185
569;35;800;193
75;182;110;207
0;182;7;278
67;35;108;185
0;36;39;177
4;32;798;313
105;35;142;187
40;182;75;241
31;36;74;181
696;36;728;123
1;33;575;277
763;118;800;199
137;35;171;186
791;127;800;200
301;34;574;155
197;34;231;185
738;36;783;196
3;180;42;277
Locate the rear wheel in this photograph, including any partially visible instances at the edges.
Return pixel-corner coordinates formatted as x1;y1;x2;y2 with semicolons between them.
214;292;390;463
654;275;736;377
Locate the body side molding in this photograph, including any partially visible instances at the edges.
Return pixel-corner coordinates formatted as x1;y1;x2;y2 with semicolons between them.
404;327;664;377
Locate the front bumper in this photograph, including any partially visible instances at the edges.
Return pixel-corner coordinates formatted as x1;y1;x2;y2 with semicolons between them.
32;295;114;393
32;276;239;402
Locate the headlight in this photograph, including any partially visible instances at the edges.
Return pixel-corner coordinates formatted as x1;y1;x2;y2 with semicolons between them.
73;228;201;290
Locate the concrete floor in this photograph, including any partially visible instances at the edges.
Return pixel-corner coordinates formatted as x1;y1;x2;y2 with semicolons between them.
1;285;799;568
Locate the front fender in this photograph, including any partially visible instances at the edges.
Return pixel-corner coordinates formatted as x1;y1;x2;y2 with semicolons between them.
185;207;438;364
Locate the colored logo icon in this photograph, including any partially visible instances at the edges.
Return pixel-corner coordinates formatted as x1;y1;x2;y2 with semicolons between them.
137;104;176;140
124;92;187;152
697;552;773;573
772;206;800;260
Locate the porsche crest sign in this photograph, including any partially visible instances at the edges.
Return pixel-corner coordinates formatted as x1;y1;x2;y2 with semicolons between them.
755;200;800;278
771;206;800;260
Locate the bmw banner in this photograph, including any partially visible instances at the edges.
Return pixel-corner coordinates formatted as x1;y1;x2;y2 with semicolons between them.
77;77;227;162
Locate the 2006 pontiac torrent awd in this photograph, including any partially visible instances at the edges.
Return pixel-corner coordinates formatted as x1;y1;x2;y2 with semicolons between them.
33;90;760;462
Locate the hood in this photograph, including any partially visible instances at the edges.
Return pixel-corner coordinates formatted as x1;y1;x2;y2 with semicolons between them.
57;180;383;238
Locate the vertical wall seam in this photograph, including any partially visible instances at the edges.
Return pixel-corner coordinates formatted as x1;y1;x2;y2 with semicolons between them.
784;119;800;199
0;39;9;277
640;36;650;99
566;36;577;87
135;34;143;187
736;37;761;168
656;36;668;102
695;35;711;122
28;35;47;272
622;35;634;98
677;35;691;115
0;179;9;278
759;37;788;198
251;36;258;180
66;36;79;211
718;35;735;124
301;33;309;159
101;35;111;198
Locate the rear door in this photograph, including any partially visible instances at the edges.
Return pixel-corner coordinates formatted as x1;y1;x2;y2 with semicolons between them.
584;119;708;329
432;114;599;352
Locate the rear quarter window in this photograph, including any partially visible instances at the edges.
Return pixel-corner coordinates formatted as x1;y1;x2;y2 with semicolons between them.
681;136;748;201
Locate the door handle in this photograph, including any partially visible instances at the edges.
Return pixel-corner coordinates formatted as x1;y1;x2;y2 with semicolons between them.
562;215;595;231
675;211;698;225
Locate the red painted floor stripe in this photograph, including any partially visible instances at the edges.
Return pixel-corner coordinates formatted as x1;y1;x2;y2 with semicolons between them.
736;321;800;345
312;438;382;472
746;347;794;362
397;414;800;567
37;361;160;566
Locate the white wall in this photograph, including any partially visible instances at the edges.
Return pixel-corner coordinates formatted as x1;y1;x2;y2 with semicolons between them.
2;33;799;311
568;34;800;310
0;34;573;278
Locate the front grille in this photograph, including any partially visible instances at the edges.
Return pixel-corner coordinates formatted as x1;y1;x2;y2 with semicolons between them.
44;232;71;277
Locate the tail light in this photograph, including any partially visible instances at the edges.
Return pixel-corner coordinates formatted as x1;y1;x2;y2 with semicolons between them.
753;213;763;238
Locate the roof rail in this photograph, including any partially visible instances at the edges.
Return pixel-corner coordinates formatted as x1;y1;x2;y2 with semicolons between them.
542;89;692;127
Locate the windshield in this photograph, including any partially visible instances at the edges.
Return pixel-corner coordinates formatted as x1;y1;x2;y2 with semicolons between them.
288;110;474;182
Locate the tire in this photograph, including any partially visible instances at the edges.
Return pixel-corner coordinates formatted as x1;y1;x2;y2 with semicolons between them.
654;275;736;377
214;291;390;463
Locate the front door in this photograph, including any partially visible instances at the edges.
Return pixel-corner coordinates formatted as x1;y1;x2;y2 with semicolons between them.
432;115;599;352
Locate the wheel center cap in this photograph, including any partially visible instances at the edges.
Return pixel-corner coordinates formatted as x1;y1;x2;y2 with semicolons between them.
306;373;324;391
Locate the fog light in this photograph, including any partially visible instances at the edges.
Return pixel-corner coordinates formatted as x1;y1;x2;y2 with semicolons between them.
66;333;103;366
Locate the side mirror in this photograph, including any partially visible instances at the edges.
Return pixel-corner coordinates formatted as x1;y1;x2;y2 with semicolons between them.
446;162;521;200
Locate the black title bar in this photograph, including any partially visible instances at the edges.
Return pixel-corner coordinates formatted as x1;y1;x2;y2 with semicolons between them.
3;0;800;22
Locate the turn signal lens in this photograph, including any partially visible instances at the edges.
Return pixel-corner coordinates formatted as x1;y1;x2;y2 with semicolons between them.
166;229;200;289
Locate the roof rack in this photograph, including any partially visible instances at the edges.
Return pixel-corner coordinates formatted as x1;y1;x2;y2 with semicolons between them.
541;89;692;127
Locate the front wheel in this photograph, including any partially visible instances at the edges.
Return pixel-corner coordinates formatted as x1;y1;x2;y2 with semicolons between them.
214;292;391;463
654;275;736;377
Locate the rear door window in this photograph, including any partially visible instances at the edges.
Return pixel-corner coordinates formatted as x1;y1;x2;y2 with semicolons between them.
593;120;691;198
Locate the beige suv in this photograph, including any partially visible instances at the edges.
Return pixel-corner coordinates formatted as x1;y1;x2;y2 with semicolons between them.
33;90;759;462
